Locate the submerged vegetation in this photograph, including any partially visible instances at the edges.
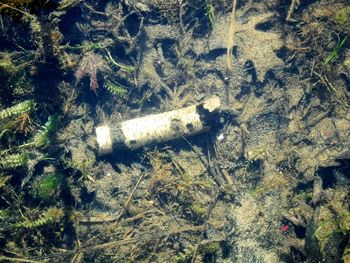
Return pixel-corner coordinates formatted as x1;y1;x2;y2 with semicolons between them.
0;0;349;262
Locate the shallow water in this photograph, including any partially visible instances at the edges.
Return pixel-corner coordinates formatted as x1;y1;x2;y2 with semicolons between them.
0;0;349;262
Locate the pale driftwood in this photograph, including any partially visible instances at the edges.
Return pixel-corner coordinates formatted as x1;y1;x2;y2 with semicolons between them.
96;96;221;154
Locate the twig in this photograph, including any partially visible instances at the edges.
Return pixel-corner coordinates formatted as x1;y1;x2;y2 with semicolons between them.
286;0;299;22
115;172;146;222
0;3;36;20
76;171;147;251
105;49;134;72
0;256;45;263
84;225;206;252
53;225;206;260
181;135;225;187
78;209;160;225
146;238;161;263
314;71;350;108
178;0;186;34
191;192;221;263
226;0;237;71
83;2;106;16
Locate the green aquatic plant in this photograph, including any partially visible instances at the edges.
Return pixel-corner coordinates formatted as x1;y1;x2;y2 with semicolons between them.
295;190;313;202
324;35;348;64
19;114;59;148
0;0;41;36
16;207;64;229
175;250;193;263
30;172;61;202
205;0;215;27
199;241;221;255
65;41;110;53
105;49;135;72
335;7;350;25
0;208;10;219
0;100;36;121
314;211;350;252
0;153;28;169
0;50;35;97
31;115;59;148
190;203;207;218
58;0;83;10
0;175;11;188
104;79;128;97
0;100;36;137
0;53;18;75
0;1;35;13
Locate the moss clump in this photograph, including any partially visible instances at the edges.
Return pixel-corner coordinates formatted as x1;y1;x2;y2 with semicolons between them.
0;208;10;219
175;250;193;263
314;196;350;252
335;7;350;25
338;212;350;233
199;241;221;256
190;203;207;218
30;173;61;202
0;56;17;75
295;190;313;202
198;241;221;262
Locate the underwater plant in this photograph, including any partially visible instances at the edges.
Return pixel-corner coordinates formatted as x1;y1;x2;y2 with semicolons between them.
16;207;64;229
0;100;36;121
0;153;28;170
205;0;215;27
30;172;62;202
31;115;59;148
0;100;36;137
0;110;59;192
19;114;59;148
335;7;350;25
324;35;348;64
104;79;128;97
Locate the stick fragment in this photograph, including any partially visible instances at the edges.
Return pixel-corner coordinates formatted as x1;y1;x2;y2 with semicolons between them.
226;0;238;71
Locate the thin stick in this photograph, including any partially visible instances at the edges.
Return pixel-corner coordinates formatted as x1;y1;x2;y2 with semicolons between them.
191;192;220;263
83;225;206;252
226;0;238;71
115;172;146;222
286;0;298;22
0;256;45;263
0;3;35;20
83;2;106;16
78;210;158;225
